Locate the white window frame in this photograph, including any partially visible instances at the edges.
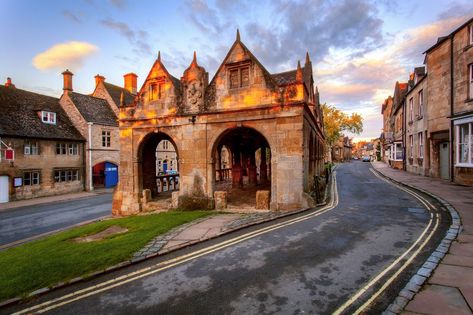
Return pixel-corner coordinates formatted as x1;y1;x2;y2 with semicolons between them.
409;97;413;122
418;132;424;158
418;90;423;117
390;142;403;161
455;116;473;167
102;131;111;148
41;111;56;124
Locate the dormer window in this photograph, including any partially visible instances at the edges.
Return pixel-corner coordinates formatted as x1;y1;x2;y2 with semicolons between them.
229;66;250;89
41;111;56;124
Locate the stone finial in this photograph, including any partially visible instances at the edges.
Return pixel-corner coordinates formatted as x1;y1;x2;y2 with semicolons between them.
296;60;303;82
191;51;198;66
157;51;161;62
236;28;241;42
305;51;311;65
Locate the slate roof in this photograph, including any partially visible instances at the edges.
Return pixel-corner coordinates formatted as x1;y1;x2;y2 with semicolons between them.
0;85;84;141
103;82;135;107
69;92;118;126
271;66;312;90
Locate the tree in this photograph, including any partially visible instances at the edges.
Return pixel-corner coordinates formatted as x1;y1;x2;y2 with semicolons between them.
321;103;363;145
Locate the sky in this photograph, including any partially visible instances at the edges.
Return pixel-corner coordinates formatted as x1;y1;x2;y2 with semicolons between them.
1;0;472;141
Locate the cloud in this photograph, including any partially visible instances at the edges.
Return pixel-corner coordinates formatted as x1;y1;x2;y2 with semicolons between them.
32;41;99;71
101;19;151;56
62;10;81;23
109;0;125;8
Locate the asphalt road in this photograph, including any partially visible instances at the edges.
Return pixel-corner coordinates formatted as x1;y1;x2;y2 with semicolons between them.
4;162;450;314
0;193;112;248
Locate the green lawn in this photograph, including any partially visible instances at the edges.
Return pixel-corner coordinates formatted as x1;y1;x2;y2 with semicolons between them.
0;211;212;302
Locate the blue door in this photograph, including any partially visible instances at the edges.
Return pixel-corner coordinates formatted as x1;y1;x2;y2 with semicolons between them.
104;162;118;188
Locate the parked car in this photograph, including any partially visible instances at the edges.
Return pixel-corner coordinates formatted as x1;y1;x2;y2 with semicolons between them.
362;156;370;162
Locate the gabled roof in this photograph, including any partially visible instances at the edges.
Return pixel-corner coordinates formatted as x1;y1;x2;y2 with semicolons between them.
271;65;313;91
137;52;181;95
103;82;135;107
208;31;277;88
69;92;118;126
0;85;84;141
424;16;473;54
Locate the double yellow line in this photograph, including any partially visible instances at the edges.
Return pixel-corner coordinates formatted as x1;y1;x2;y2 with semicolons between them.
15;174;339;314
333;169;440;315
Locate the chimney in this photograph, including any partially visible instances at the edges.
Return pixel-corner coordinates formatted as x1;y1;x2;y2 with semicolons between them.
124;73;137;94
62;69;73;92
94;74;105;87
5;77;15;88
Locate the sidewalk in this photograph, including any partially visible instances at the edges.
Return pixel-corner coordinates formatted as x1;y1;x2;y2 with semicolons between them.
371;161;473;314
0;190;104;211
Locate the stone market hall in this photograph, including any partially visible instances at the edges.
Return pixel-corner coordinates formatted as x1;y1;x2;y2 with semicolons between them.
113;31;325;215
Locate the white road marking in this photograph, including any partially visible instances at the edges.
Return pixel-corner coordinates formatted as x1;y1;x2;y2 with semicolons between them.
13;175;339;314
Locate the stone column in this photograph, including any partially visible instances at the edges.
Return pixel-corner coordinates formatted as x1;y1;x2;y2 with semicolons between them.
260;147;268;183
215;147;221;181
248;150;257;186
232;147;242;187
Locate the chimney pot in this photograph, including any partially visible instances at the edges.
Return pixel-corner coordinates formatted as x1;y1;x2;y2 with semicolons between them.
62;69;73;92
5;77;15;88
94;74;105;87
123;73;138;94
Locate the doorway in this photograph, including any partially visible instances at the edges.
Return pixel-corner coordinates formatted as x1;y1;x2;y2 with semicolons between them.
0;176;9;203
439;142;449;180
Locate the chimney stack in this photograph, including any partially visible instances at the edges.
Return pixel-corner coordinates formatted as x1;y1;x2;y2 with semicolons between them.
5;77;15;88
62;69;73;93
94;74;105;87
123;73;137;94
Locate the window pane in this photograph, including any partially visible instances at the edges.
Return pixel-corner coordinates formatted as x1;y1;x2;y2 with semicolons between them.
54;171;60;182
241;68;249;87
32;172;39;185
230;70;239;88
61;171;66;182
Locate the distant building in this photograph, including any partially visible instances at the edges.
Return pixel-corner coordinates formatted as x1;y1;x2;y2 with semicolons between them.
389;81;408;170
405;67;427;176
380;96;393;163
0;79;85;203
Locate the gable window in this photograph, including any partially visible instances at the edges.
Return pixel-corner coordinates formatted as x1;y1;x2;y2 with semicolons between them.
23;171;40;186
408;97;413;122
229;66;250;89
102;131;111;147
418;90;424;117
24;141;39;155
41;111;56;124
455;117;473;167
469;64;473;99
418;132;424;158
149;82;164;100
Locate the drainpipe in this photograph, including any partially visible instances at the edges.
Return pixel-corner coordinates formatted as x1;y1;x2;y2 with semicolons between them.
403;99;407;171
450;36;454;182
88;122;94;191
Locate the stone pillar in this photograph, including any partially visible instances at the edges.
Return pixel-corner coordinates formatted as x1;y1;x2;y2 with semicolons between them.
232;147;242;187
215;147;221;181
248;151;257;185
260;147;268;183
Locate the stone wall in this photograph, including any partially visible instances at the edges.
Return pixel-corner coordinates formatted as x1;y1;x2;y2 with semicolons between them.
0;137;84;201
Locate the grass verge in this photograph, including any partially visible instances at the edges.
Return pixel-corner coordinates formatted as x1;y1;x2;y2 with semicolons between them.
0;210;212;302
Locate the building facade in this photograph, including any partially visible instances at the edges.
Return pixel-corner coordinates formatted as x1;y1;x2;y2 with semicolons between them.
0;80;85;202
113;32;326;215
405;67;428;176
389;82;408;170
59;71;124;190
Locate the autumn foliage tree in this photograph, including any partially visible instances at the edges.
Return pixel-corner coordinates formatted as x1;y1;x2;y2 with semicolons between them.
321;103;363;145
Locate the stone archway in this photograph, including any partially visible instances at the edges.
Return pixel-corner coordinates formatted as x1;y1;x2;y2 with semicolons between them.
212;127;271;209
138;132;179;198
